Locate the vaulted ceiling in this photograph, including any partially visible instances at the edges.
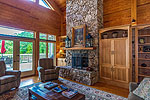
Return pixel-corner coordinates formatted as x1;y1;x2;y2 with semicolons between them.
46;0;66;35
53;0;66;13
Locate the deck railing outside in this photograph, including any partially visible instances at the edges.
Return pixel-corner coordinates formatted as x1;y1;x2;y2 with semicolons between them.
0;54;46;71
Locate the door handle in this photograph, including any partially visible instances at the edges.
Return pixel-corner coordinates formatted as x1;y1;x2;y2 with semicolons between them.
111;67;113;71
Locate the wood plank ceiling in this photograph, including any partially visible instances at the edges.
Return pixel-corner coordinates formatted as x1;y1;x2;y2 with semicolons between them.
53;0;66;13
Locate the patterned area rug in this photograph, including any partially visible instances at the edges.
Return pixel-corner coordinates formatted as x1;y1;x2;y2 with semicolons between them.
0;78;127;100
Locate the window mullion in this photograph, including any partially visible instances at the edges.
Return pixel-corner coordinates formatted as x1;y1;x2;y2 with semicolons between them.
46;42;48;58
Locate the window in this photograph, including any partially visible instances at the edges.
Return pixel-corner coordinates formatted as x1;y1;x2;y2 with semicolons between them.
0;40;13;70
48;35;56;41
40;33;47;40
48;43;55;58
39;42;46;58
39;0;51;9
0;27;34;38
40;33;56;41
39;33;56;65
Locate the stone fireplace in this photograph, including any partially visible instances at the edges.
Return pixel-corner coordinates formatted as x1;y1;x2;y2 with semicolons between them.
59;0;103;85
72;51;88;69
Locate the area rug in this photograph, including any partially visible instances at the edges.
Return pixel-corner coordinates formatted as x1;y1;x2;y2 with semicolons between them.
0;78;127;100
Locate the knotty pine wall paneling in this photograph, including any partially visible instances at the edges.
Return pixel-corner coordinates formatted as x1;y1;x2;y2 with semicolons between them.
137;0;150;25
103;0;131;28
0;0;61;35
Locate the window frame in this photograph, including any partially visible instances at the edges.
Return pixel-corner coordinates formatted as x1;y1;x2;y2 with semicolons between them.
39;33;56;65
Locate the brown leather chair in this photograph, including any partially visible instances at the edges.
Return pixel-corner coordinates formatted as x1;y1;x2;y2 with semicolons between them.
37;58;60;82
0;61;21;94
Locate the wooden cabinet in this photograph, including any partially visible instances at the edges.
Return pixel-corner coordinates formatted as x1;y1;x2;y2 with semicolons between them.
99;25;132;89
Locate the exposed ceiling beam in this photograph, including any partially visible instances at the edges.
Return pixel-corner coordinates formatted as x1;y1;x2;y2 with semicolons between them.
131;0;137;26
44;0;63;15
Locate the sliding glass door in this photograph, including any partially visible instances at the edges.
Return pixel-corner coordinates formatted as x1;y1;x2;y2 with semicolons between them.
18;40;35;77
0;38;35;77
19;41;35;77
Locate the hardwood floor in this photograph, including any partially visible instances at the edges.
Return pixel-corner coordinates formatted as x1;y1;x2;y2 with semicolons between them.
20;76;129;98
20;76;40;88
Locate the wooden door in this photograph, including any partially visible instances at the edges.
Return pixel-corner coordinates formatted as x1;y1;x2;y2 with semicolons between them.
100;40;112;80
113;39;129;83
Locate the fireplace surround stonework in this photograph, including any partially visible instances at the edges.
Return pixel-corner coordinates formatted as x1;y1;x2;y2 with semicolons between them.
60;0;103;85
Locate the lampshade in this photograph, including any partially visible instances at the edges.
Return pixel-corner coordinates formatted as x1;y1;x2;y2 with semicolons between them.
59;49;64;54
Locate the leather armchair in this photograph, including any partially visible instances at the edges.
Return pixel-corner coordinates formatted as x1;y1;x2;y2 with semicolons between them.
0;61;21;94
37;58;60;82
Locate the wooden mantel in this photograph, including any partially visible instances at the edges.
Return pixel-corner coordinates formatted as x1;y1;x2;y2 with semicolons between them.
64;47;96;50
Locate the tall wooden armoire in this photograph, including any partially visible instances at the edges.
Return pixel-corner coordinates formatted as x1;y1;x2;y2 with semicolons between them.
99;25;132;89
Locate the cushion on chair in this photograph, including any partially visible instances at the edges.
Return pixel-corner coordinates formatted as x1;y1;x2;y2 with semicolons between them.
0;75;16;85
39;58;54;69
0;61;6;77
133;78;150;100
44;69;56;75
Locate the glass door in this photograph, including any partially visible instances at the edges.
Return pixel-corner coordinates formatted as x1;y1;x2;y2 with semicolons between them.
39;42;46;59
18;40;35;77
0;40;13;70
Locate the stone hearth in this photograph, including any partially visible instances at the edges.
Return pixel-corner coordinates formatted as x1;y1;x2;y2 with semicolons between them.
59;66;98;85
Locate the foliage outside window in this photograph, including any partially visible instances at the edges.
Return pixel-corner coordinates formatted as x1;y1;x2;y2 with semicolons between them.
39;33;47;40
40;33;56;41
0;27;34;38
0;40;13;55
39;42;46;58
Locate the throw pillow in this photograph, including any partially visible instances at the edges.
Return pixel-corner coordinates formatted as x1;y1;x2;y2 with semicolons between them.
133;78;150;100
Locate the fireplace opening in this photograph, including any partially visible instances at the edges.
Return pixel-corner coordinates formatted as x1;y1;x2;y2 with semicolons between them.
72;53;88;69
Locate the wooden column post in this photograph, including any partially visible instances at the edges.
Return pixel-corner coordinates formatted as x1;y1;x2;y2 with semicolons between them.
35;32;39;76
131;0;137;26
56;35;60;66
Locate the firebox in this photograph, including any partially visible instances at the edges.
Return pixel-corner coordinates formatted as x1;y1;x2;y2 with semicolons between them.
72;53;88;69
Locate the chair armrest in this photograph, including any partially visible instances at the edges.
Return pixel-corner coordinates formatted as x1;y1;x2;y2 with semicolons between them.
37;66;45;74
129;82;138;92
54;66;60;75
5;70;21;78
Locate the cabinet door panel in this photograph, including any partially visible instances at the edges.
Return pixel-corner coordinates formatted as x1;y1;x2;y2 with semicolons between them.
113;39;129;83
100;40;112;79
113;66;129;82
114;39;126;66
101;40;111;64
101;64;112;79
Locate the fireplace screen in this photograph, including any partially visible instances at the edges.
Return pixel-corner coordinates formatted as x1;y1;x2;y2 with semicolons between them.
72;53;88;69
